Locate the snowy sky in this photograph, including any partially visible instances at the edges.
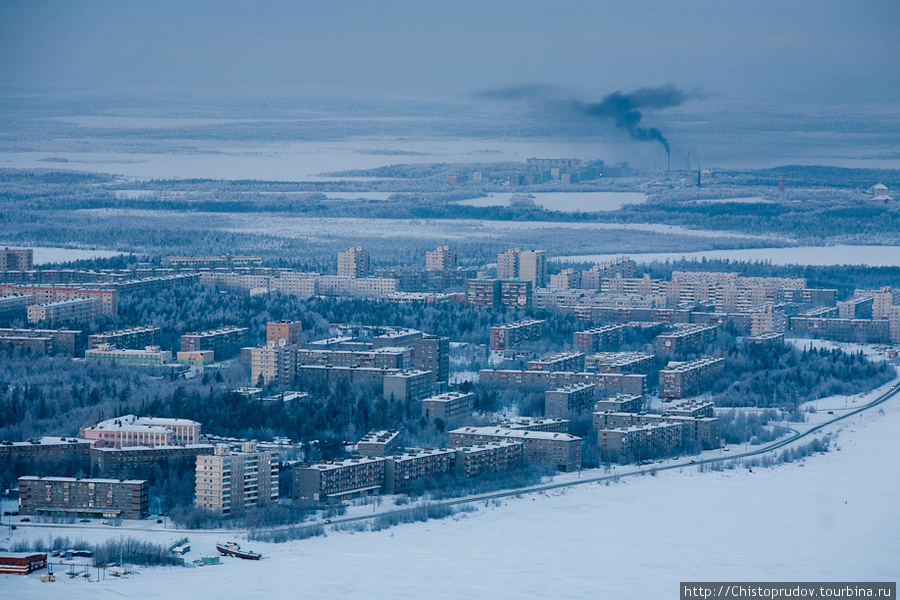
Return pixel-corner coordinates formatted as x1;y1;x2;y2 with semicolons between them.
1;0;898;101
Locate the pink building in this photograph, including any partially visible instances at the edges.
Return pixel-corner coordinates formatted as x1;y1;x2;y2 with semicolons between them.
80;415;201;448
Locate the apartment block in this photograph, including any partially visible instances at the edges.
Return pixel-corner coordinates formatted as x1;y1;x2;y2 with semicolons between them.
91;444;215;478
788;316;890;343
455;441;524;478
27;297;101;324
164;255;262;268
0;328;85;356
478;369;647;396
500;279;533;309
373;327;423;348
0;335;52;354
296;346;413;370
0;437;93;469
838;295;873;320
528;351;585;373
18;476;148;519
599;274;665;296
490;319;545;351
0;284;116;316
655;324;719;354
383;369;434;402
573;325;626;353
384;448;457;494
337;246;371;278
549;269;581;290
84;345;172;366
421;391;474;420
267;321;303;346
544;383;597;417
0;248;33;270
413;334;450;383
80;415;201;448
584;352;653;374
598;421;685;463
663;400;715;418
251;340;298;386
659;356;726;399
88;325;160;350
580;257;637;289
180;326;249;360
593;393;644;414
448;426;581;472
357;430;401;457
466;278;501;307
750;306;787;335
425;246;458;271
497;417;570;433
0;294;33;318
296;365;397;389
195;443;279;515
293;456;387;503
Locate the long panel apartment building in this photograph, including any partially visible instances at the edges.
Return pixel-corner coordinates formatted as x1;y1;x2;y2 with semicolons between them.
84;345;172;366
180;325;249;360
659;356;726;399
491;319;545;351
655;324;719;354
91;444;215;478
528;351;585;373
195;443;279;515
294;456;387;503
88;325;161;350
0;328;85;356
421;391;474;420
0;284;117;316
573;325;626;353
448;426;581;472
479;369;647;396
18;476;148;519
584;352;653;374
27;297;101;325
544;383;596;417
598;421;685;463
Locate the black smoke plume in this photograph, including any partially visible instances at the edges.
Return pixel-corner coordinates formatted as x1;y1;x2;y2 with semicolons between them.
573;85;687;155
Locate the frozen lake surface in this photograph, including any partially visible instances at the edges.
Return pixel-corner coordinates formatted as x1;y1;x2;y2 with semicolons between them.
456;191;648;212
560;245;900;267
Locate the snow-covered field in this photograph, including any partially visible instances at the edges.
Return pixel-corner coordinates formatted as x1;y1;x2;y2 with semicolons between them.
4;381;899;599
560;244;900;267
456;191;648;212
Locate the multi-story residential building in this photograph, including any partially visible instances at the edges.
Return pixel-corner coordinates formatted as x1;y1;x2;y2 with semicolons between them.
91;444;215;478
79;415;201;448
18;476;148;519
518;251;547;288
383;369;434;403
659;356;726;399
88;325;160;350
0;328;85;356
27;297;101;324
593;393;644;414
337;246;371;278
176;350;215;370
384;448;457;494
750;305;787;336
747;331;785;345
0;284;116;316
0;294;33;318
296;346;413;370
788;316;890;344
573;325;626;353
580;257;637;289
496;248;520;280
0;437;92;472
251;340;298;386
372;327;423;348
545;383;597;417
838;295;874;320
584;352;654;374
599;273;664;296
413;334;450;384
164;255;263;268
448;426;581;472
294;456;387;503
528;351;585;373
490;319;545;351
478;369;647;396
84;344;172;366
655;324;719;354
195;443;279;515
267;321;303;346
454;441;524;478
316;275;397;298
549;269;581;290
421;391;474;420
496;417;570;433
425;246;458;271
357;430;401;457
598;421;685;463
663;400;715;419
0;335;52;354
500;279;533;309
869;287;895;319
466;278;501;307
296;365;398;388
180;326;249;360
0;248;33;271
